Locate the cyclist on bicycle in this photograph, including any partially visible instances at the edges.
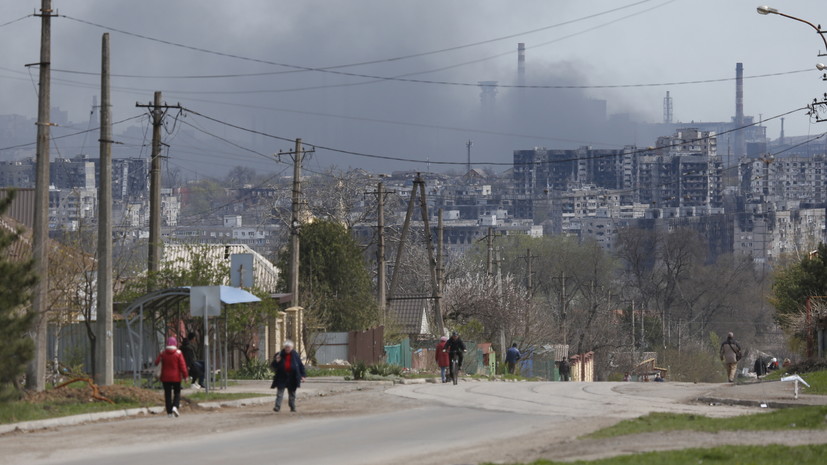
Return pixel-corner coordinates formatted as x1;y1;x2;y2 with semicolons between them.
444;331;466;377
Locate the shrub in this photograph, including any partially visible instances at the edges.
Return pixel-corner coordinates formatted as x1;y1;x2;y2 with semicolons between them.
234;358;272;380
368;363;403;377
351;361;368;380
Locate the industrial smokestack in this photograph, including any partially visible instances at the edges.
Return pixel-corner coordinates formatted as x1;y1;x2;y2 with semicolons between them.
735;62;745;158
663;91;673;124
517;43;525;87
780;117;785;146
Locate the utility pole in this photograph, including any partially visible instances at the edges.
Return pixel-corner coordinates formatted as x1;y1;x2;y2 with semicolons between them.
27;0;54;391
377;182;385;324
518;248;537;296
437;208;444;293
290;138;302;310
387;178;418;305
417;175;444;335
552;272;571;346
486;226;494;276
95;32;114;386
136;92;181;291
370;182;394;324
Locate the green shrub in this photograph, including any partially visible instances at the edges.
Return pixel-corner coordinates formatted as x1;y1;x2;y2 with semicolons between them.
234;358;272;380
351;361;368;380
368;362;403;377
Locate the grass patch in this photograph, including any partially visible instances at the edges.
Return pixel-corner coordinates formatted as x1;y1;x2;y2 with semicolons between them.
491;444;827;465
0;399;145;424
758;369;827;394
585;406;827;439
306;367;351;377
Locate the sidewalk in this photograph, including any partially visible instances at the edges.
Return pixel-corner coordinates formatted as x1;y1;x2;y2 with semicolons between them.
698;379;827;409
0;378;381;436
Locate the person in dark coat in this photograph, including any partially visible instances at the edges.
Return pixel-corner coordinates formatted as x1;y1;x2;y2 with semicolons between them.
559;357;571;381
719;332;742;383
505;343;521;374
270;340;306;412
180;332;204;389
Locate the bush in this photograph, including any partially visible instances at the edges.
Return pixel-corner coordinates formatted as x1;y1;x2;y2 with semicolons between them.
368;363;403;377
233;358;272;380
785;359;827;374
351;361;368;380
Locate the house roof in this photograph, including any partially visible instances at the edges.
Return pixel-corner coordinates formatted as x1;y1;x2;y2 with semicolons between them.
163;243;280;293
387;297;431;335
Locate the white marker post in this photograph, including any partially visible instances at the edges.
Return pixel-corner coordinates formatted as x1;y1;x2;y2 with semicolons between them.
781;374;811;400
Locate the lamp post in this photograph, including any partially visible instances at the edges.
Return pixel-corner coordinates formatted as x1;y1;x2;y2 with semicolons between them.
756;6;827;55
758;6;827;121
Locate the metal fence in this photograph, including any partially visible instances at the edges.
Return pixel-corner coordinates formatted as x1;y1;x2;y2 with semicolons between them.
47;322;160;375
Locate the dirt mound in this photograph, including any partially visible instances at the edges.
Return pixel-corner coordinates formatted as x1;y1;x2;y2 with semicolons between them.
23;382;164;406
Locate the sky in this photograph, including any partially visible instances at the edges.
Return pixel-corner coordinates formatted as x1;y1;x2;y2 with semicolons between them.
1;0;826;178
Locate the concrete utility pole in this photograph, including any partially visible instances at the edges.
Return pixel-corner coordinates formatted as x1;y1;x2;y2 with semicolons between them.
136;92;180;290
519;248;537;296
27;0;54;391
95;32;114;386
290;138;302;309
437;208;444;295
486;226;494;276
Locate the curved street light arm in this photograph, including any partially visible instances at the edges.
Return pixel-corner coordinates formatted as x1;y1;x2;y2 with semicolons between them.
759;7;827;54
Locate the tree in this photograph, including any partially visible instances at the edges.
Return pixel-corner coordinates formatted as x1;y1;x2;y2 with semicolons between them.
278;220;378;332
0;192;38;401
771;242;827;345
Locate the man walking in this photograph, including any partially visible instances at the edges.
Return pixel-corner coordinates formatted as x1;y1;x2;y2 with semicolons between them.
720;332;742;383
505;343;521;375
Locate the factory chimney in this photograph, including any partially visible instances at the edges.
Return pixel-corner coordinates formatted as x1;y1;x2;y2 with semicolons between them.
780;117;785;146
517;43;525;87
663;91;673;124
734;62;746;158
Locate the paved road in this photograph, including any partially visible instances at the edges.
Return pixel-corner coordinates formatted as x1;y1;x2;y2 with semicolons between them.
12;381;761;465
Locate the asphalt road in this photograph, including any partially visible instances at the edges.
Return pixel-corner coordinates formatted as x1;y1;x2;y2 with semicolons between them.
11;381;761;465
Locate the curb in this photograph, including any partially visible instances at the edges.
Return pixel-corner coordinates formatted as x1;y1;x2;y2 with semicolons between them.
696;396;819;409
0;406;166;435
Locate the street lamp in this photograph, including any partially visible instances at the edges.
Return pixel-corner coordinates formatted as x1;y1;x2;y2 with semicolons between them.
756;5;827;55
758;6;827;122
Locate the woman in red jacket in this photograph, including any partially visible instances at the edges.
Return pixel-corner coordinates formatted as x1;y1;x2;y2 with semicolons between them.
435;336;450;383
155;336;188;417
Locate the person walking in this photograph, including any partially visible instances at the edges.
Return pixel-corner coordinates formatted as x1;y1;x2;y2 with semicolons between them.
155;336;188;418
270;340;306;412
435;336;450;383
505;343;521;375
559;357;571;381
719;332;742;383
179;332;204;389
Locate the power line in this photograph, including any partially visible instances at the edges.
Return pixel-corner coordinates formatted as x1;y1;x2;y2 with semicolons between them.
0;114;146;152
182;105;807;167
58;1;655;78
0;15;31;28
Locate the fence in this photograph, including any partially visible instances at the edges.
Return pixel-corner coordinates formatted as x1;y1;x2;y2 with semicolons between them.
310;326;385;365
47;322;159;375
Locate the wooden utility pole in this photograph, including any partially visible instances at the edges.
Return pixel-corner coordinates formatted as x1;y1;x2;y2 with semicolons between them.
417;175;444;335
519;248;537;296
290;138;303;309
95;32;114;386
27;0;54;391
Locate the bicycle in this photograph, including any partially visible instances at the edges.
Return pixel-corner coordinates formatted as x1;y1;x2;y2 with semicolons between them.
449;352;462;385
